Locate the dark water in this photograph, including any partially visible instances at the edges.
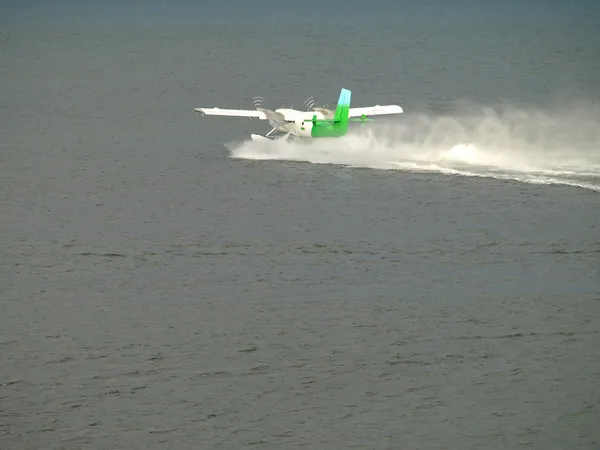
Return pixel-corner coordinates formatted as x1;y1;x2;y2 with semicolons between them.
2;1;600;448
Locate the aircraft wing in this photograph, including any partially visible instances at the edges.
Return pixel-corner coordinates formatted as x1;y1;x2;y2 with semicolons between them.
349;105;403;117
194;107;268;120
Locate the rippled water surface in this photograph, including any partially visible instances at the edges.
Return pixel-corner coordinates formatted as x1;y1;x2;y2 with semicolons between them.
2;1;600;448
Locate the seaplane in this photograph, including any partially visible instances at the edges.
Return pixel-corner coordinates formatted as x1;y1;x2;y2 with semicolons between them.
194;88;403;141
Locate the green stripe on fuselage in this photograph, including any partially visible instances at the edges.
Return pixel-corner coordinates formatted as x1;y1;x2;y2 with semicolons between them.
310;88;351;138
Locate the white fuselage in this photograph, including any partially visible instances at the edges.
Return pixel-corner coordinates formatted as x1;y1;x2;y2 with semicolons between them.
270;108;328;137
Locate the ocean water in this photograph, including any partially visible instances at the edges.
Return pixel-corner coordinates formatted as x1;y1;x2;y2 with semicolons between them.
2;1;600;449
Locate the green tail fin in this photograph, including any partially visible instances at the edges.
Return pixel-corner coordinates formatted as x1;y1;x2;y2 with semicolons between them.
333;88;351;124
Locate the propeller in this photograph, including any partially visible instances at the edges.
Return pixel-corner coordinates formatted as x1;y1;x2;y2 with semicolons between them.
304;96;316;111
305;95;335;118
252;96;264;109
305;96;332;112
245;96;265;120
250;95;286;128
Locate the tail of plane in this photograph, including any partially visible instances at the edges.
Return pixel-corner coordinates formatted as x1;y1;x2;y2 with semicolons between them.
309;88;351;137
333;88;351;124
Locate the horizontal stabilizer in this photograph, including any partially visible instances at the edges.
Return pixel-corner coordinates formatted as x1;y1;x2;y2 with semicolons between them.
310;117;338;124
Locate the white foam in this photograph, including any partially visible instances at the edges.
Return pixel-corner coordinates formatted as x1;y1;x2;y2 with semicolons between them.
227;102;600;192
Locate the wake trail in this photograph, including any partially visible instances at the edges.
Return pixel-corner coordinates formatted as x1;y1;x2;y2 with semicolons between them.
226;101;600;192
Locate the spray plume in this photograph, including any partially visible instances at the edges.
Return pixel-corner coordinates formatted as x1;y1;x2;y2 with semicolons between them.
227;101;600;192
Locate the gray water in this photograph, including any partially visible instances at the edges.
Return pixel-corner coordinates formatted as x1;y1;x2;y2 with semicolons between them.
2;1;600;449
